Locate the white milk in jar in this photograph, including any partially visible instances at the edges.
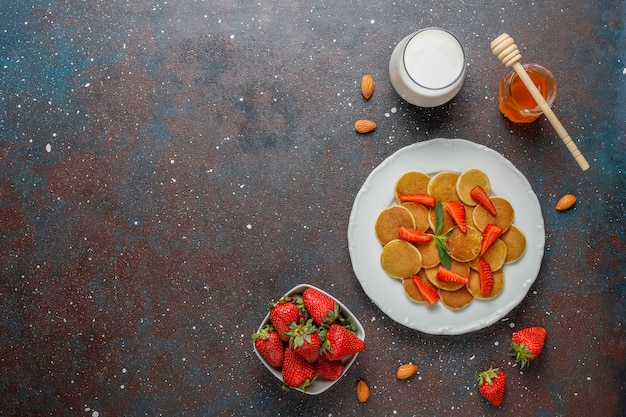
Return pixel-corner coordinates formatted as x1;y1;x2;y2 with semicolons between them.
389;28;466;107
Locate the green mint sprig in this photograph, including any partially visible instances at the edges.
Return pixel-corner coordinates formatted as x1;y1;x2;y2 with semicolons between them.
433;201;454;269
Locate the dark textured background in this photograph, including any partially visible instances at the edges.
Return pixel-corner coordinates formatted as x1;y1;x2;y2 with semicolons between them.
1;1;624;416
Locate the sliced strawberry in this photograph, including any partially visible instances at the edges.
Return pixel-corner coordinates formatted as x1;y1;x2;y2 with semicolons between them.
436;265;469;284
398;193;436;207
444;201;466;233
479;224;504;257
470;185;497;216
478;257;494;296
398;226;433;244
411;275;440;306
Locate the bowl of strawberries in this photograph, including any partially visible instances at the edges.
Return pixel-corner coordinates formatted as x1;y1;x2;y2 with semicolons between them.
252;284;366;395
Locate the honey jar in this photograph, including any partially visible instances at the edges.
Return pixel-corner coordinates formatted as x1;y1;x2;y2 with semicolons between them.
498;63;557;123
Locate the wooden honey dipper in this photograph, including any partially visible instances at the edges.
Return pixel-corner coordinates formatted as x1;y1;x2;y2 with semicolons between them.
491;33;590;171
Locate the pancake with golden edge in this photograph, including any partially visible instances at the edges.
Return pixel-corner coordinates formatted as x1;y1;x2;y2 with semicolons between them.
375;205;415;245
376;168;527;310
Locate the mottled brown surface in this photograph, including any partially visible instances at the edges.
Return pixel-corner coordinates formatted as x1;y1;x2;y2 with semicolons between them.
1;1;624;416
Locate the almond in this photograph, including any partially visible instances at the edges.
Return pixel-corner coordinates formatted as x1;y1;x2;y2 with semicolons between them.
361;75;375;99
356;379;370;403
396;363;418;379
556;193;576;211
354;119;376;134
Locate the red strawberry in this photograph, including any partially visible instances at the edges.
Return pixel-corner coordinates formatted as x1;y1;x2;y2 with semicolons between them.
322;324;366;361
477;367;506;406
282;346;316;390
436;265;469;284
411;275;440;306
314;356;345;381
444;201;466;233
285;319;321;363
252;325;285;368
398;226;434;244
470;185;497;216
478;257;494;296
270;298;305;341
398;193;436;207
302;287;339;326
479;224;504;257
511;327;547;368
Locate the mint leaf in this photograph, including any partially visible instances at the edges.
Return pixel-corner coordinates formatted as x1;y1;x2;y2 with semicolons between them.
435;201;444;235
433;200;453;269
435;238;452;269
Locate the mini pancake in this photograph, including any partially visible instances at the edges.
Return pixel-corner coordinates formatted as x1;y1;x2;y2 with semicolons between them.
472;196;515;233
469;239;507;272
424;260;470;291
402;269;438;303
395;171;431;203
440;285;474;310
380;239;422;279
427;205;455;232
467;268;505;299
465;205;477;230
501;224;526;264
402;202;430;232
456;168;491;206
427;171;461;202
375;205;415;245
413;239;440;268
446;226;482;262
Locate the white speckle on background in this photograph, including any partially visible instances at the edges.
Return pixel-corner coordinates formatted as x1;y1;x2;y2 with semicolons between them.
246;224;252;229
46;143;51;153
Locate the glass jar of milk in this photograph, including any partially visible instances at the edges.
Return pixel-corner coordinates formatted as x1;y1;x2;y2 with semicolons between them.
389;28;466;107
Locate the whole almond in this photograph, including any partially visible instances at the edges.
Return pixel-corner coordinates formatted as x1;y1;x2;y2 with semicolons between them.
354;119;376;134
361;75;375;99
396;363;419;379
356;379;370;403
556;193;577;211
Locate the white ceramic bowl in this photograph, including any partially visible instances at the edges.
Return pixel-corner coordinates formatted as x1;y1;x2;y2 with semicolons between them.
253;284;366;395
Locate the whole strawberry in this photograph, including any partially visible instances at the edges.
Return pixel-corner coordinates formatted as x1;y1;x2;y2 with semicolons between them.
477;367;506;406
252;325;284;368
282;345;316;390
511;326;547;368
314;356;345;381
285;318;321;363
322;323;366;361
269;296;304;341
302;287;339;326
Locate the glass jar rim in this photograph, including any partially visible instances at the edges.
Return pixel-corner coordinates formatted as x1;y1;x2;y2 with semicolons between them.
402;27;466;91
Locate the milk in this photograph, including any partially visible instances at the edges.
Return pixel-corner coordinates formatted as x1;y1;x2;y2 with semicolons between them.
389;28;466;107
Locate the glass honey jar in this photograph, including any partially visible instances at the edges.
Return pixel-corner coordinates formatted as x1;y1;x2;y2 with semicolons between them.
498;63;557;123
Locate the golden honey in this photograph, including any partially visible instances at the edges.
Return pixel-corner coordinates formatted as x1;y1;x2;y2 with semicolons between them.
498;63;557;123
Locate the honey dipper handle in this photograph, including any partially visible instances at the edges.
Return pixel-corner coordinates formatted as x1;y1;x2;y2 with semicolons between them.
510;62;590;171
491;33;590;171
